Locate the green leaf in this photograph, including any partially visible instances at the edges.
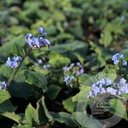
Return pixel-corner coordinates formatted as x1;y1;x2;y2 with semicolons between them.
0;112;21;124
46;85;62;100
78;74;92;87
73;87;91;102
48;52;70;67
12;125;31;128
0;65;13;79
50;112;76;127
72;112;103;128
24;70;47;92
8;72;31;99
62;97;77;113
101;30;113;48
0;35;24;56
102;68;117;82
0;100;17;112
36;96;53;124
50;41;87;53
25;103;37;126
0;54;6;63
13;43;25;57
0;90;11;104
109;98;128;120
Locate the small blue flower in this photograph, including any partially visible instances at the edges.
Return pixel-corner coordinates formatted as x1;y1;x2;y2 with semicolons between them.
37;59;43;64
88;91;93;97
93;86;100;96
69;63;75;69
106;87;117;95
25;33;33;38
64;75;74;86
12;56;22;62
1;81;7;89
6;57;11;67
42;38;51;46
63;66;70;72
123;60;127;66
64;76;70;85
0;81;7;90
43;64;50;69
76;69;84;76
119;84;128;93
37;26;47;36
25;33;33;48
119;78;126;85
32;37;42;48
100;87;106;94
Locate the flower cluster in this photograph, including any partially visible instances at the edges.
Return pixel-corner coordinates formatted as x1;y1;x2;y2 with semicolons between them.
34;58;51;70
0;81;7;90
64;75;75;87
88;77;128;98
37;27;47;36
6;56;22;69
88;53;128;98
63;62;84;87
43;64;51;70
25;26;50;49
112;53;127;66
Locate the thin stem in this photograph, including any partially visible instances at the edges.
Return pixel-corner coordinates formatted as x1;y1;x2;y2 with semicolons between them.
7;48;31;86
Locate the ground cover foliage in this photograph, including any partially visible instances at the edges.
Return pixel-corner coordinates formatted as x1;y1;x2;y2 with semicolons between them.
1;0;128;127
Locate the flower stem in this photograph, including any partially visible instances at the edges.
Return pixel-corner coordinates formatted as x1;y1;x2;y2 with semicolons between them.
7;48;31;86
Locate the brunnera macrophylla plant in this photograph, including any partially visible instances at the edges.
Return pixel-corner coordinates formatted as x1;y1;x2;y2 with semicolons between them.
0;27;56;127
4;26;51;87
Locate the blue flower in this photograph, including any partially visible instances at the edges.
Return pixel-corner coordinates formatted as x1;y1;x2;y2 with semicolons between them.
63;66;70;72
32;37;42;48
43;64;50;69
25;27;51;49
25;33;33;48
6;56;22;69
12;56;22;62
0;81;7;90
1;81;7;89
88;91;93;97
106;87;117;95
64;75;74;86
37;26;47;36
119;84;128;93
119;78;126;85
123;60;127;66
112;53;124;64
42;38;51;46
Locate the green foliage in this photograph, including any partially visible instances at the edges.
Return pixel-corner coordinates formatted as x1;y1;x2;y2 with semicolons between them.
0;112;22;124
1;0;128;127
51;112;77;127
13;43;25;57
24;70;48;92
0;90;11;104
0;100;17;112
109;98;128;120
73;87;92;102
72;112;103;128
46;85;62;100
25;103;37;126
62;96;77;113
36;96;53;124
